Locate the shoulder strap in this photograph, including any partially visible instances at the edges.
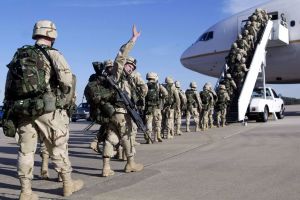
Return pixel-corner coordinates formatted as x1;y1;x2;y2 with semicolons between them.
35;44;55;68
35;44;58;85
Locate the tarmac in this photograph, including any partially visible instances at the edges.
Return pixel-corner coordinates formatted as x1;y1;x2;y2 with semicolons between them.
1;105;300;200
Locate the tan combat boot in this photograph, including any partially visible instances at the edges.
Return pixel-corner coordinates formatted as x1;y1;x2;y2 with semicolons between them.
195;124;200;132
186;125;190;132
61;172;84;197
124;156;144;173
19;178;39;200
90;138;100;153
40;153;49;180
156;132;163;142
102;157;115;177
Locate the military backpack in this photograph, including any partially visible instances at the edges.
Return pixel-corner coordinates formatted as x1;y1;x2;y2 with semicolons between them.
145;82;160;106
6;45;50;100
84;75;116;124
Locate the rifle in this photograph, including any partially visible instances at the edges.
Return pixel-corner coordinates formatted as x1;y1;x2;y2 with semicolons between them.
83;121;96;132
104;74;153;143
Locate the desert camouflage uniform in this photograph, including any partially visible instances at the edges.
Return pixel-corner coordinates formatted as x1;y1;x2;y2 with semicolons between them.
185;82;202;132
144;76;168;143
102;38;147;176
174;81;187;135
216;85;230;127
163;78;180;139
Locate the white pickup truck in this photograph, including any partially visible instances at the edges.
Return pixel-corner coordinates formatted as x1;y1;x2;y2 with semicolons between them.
247;87;285;122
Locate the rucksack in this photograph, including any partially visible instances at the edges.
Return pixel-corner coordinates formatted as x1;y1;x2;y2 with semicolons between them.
145;82;160;106
6;45;50;100
186;89;196;106
84;75;115;124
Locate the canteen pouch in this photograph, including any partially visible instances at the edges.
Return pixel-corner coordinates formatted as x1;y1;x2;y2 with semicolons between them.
43;91;56;112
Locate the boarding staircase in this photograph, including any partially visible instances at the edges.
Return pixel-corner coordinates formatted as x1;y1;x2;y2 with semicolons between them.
215;16;289;122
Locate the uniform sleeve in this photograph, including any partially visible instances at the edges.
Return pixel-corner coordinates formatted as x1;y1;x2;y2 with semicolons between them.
112;39;135;81
159;84;168;99
133;72;148;97
48;49;73;94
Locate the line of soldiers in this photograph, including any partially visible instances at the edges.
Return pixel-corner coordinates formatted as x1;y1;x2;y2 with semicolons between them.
223;8;270;95
142;78;231;144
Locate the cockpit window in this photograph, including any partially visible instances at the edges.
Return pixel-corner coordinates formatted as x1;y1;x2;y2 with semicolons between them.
197;31;214;42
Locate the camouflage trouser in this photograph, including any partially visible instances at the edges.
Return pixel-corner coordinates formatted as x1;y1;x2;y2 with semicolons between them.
17;109;72;180
165;108;175;138
186;107;199;130
208;107;215;127
103;112;135;158
145;108;162;141
216;108;227;126
174;109;182;134
201;109;209;130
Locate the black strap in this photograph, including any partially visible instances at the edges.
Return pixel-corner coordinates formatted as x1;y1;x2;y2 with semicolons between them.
34;44;58;86
34;44;55;68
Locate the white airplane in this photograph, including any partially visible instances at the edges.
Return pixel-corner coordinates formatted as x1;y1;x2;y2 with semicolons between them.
180;0;300;84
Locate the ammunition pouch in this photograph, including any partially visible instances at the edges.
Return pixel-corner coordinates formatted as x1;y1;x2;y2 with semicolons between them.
2;105;17;138
101;103;115;118
12;98;44;116
2;119;16;138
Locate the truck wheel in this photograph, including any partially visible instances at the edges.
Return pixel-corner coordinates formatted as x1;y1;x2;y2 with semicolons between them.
261;106;269;122
276;105;284;119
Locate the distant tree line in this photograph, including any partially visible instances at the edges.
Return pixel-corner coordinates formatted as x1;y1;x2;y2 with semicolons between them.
282;97;300;105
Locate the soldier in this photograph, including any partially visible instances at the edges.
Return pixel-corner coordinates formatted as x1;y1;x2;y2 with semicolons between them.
185;82;202;132
221;73;237;97
163;77;180;139
2;20;83;199
102;25;147;177
200;83;214;131
216;84;230;127
234;57;249;89
88;59;114;154
236;34;250;52
207;83;218;128
174;81;187;135
243;30;255;51
144;72;168;143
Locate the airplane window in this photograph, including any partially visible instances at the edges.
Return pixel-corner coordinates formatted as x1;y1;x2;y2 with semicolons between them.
207;31;214;40
197;31;213;42
290;20;295;27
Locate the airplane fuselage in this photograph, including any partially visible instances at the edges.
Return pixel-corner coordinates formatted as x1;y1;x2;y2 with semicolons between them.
181;0;300;84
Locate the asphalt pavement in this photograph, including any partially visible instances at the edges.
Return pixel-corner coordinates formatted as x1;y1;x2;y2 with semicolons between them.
1;105;300;200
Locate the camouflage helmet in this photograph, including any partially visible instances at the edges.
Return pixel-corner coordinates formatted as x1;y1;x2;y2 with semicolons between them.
165;76;174;84
32;20;57;40
190;81;197;89
103;59;113;68
244;30;249;35
241;57;246;63
255;8;263;13
238;34;242;39
146;72;158;81
247;21;252;26
203;82;211;90
251;15;258;21
219;84;226;90
175;81;181;88
125;56;137;69
232;43;238;48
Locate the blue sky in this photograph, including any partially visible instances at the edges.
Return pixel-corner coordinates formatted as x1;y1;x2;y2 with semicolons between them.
1;0;298;104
